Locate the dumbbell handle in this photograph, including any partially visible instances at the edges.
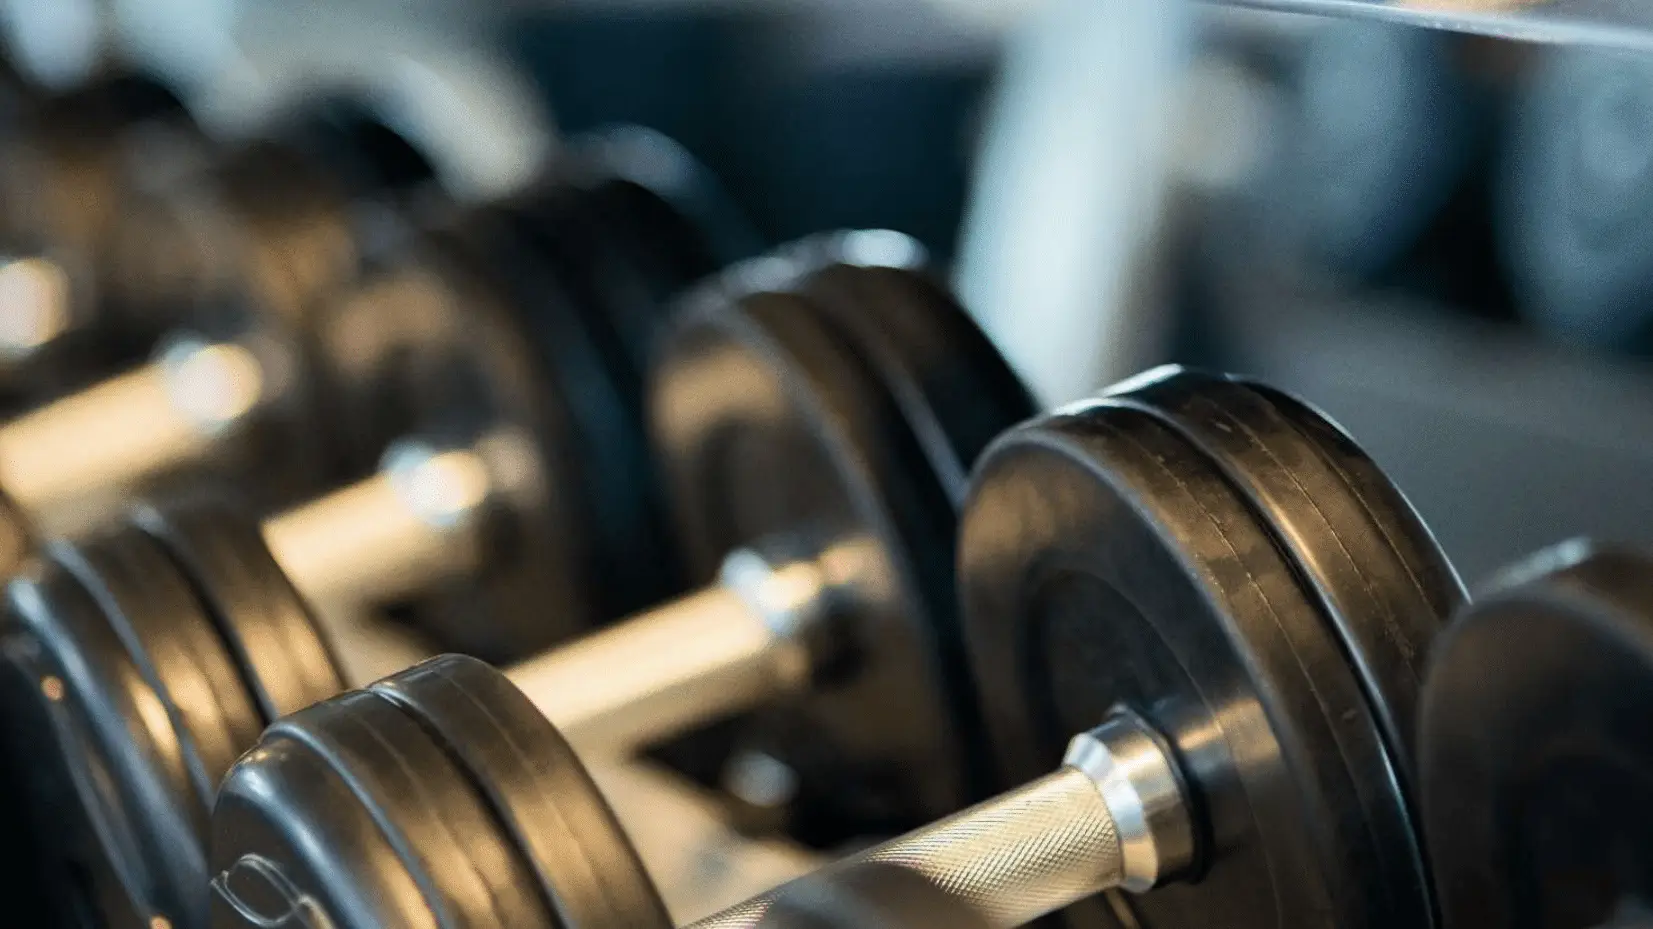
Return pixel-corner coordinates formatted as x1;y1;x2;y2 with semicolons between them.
261;443;826;754
508;577;814;754
260;443;493;609
686;711;1194;929
0;339;265;533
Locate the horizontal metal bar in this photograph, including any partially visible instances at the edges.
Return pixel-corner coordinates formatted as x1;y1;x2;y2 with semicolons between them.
1209;0;1653;52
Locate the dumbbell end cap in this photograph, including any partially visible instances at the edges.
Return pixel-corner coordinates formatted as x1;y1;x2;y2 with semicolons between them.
1063;708;1197;893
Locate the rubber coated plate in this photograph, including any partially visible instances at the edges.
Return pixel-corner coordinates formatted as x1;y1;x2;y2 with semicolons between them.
1502;49;1653;347
960;402;1427;929
131;491;346;723
1106;366;1462;781
1421;542;1653;929
212;687;555;929
650;253;1033;839
758;862;991;929
1278;20;1480;278
498;181;688;623
427;201;653;657
311;208;614;659
0;536;236;927
372;655;673;929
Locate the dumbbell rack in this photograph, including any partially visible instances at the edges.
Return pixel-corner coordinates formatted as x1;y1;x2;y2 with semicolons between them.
1191;0;1653;580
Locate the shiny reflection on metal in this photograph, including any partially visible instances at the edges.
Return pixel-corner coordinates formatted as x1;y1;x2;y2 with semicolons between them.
1215;0;1653;52
724;750;802;811
1063;709;1196;892
159;338;267;433
687;712;1189;929
0;256;72;360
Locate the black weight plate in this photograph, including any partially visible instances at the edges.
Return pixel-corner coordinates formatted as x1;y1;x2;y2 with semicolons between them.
1421;542;1653;929
791;234;1037;504
0;542;214;926
650;265;994;838
114;142;347;509
1106;366;1458;785
497;179;688;621
1502;48;1653;348
573;126;763;276
210;688;555;929
758;862;991;929
372;654;673;929
0;73;200;400
419;201;650;655
130;491;346;724
959;403;1426;929
267;95;439;207
56;527;267;800
1276;20;1481;279
1245;379;1466;629
308;222;598;661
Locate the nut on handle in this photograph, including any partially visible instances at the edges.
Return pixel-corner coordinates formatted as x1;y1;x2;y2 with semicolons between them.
687;710;1193;929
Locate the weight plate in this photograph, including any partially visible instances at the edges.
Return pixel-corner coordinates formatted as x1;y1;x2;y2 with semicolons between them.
573;126;763;277
0;541;213;927
960;402;1427;929
792;234;1037;505
425;201;648;656
116;140;351;508
650;254;1029;838
1106;366;1459;784
1420;541;1653;929
57;528;266;803
372;654;673;929
758;862;991;929
211;688;554;929
1276;21;1480;280
1246;378;1467;627
130;491;346;724
1502;48;1653;348
268;95;439;209
499;177;688;621
0;72;200;400
308;220;597;662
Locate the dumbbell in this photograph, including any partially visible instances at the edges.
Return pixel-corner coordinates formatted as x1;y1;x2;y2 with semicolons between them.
0;87;451;537
1420;540;1653;929
1501;46;1653;351
0;235;1034;929
0;69;201;399
202;364;1468;929
0;122;755;610
1265;18;1508;313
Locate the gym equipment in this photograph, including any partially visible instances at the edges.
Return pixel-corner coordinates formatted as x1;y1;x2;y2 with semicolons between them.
0;128;741;593
1501;46;1653;350
0;90;444;540
1420;540;1653;929
958;365;1466;929
201;365;1463;929
1261;19;1514;318
0;70;198;400
0;236;1033;929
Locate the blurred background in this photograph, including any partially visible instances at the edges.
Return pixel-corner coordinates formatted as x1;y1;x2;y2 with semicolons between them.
7;0;1653;582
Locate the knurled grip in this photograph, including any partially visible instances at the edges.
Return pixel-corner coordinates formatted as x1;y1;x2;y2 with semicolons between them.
684;765;1122;929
